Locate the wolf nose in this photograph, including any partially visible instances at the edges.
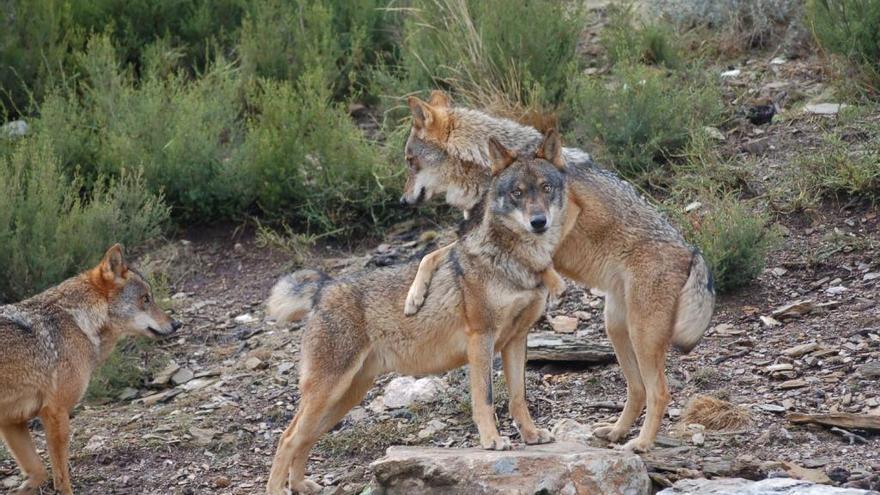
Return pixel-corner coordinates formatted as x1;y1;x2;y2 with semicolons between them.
171;320;183;332
530;215;547;231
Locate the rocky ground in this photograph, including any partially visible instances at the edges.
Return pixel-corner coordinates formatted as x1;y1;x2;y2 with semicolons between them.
3;23;880;495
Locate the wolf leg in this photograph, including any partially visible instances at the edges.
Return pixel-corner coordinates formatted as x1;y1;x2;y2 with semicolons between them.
467;332;509;450
0;423;47;495
594;293;646;444
40;407;72;495
501;332;552;445
287;370;376;493
404;242;456;315
540;268;566;307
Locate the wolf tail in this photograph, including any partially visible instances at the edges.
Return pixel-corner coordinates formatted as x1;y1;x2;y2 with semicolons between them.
672;249;715;353
266;269;330;324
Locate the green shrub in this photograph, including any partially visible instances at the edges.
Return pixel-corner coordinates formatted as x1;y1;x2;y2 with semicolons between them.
400;0;584;111
563;65;725;181
681;196;779;293
0;0;73;116
242;70;403;235
807;0;880;94
603;4;683;69
38;35;253;220
0;135;169;302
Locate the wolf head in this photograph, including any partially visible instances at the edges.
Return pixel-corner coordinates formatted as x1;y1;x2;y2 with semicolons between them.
90;245;181;338
486;130;567;235
400;91;492;212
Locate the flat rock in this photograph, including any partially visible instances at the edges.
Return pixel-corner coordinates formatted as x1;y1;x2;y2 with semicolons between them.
658;477;873;494
171;367;194;386
382;376;445;409
150;361;181;386
370;442;651;495
550;315;579;333
805;103;847;115
527;332;615;364
783;342;819;358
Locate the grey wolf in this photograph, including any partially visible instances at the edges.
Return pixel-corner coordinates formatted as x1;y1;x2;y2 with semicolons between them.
265;131;569;494
400;91;715;452
0;245;181;495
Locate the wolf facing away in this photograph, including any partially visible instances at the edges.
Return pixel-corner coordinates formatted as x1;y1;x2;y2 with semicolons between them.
0;245;181;495
400;91;715;452
265;132;569;495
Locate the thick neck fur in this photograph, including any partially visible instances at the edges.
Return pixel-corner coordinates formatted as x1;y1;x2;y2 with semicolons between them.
461;195;564;289
446;108;543;167
26;272;115;361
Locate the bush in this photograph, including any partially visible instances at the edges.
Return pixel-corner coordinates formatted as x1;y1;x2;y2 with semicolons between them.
242;70;403;235
603;5;683;69
650;0;803;49
38;35;253;220
680;196;779;293
0;135;169;302
86;337;170;402
399;0;584;112
807;0;880;94
563;65;725;181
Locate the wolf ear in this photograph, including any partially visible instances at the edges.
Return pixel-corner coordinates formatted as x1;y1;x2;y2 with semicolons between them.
99;244;127;282
407;96;435;129
488;138;517;176
536;129;565;170
428;90;451;108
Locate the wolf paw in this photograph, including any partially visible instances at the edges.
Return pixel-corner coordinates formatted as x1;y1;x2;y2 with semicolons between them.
482;436;512;451
291;479;322;494
523;428;554;445
621;437;652;453
404;283;427;316
592;424;627;443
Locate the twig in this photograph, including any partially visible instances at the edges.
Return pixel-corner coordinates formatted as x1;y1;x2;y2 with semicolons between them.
582;401;625;411
713;350;749;365
830;426;868;445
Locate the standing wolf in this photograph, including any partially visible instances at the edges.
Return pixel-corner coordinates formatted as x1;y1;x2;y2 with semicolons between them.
265;132;568;495
0;245;181;495
400;91;715;452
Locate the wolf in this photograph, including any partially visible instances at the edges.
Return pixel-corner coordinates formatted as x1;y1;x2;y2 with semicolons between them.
0;245;181;495
265;131;569;495
400;91;715;452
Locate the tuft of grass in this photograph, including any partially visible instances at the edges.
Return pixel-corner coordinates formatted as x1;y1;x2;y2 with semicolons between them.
318;418;420;459
679;195;780;294
563;64;725;182
681;394;750;430
0;134;169;302
807;0;880;96
398;0;585;113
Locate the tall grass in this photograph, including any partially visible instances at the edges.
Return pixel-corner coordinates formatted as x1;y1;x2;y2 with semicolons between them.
807;0;880;95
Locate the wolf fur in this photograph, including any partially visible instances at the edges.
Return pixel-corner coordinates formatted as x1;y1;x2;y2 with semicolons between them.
401;91;715;452
265;132;568;495
0;245;180;495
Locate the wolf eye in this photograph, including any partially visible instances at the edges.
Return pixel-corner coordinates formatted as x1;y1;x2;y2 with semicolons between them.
511;189;523;199
542;183;553;193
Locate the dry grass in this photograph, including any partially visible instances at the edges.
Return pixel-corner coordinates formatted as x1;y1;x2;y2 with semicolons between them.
680;394;750;431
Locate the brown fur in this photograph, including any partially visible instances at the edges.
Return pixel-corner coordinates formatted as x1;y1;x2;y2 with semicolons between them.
0;245;180;495
400;92;715;452
265;134;568;494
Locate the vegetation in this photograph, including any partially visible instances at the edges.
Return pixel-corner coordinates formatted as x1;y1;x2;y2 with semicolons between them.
806;0;880;95
0;135;168;302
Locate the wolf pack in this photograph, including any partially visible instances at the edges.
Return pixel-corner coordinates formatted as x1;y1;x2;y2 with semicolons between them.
0;90;715;495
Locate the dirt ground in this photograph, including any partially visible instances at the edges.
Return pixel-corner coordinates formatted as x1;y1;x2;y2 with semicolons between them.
3;18;880;495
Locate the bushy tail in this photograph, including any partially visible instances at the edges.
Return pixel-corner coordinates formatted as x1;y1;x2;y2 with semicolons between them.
672;250;715;353
266;269;330;324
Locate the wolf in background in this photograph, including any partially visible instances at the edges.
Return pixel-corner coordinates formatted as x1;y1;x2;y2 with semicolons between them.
265;131;569;494
400;90;715;452
0;245;181;495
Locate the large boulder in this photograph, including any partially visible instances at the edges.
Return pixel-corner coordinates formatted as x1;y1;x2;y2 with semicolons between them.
369;442;650;495
658;477;876;495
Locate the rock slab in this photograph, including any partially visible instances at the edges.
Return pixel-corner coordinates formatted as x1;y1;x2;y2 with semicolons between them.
658;477;876;495
370;442;650;495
